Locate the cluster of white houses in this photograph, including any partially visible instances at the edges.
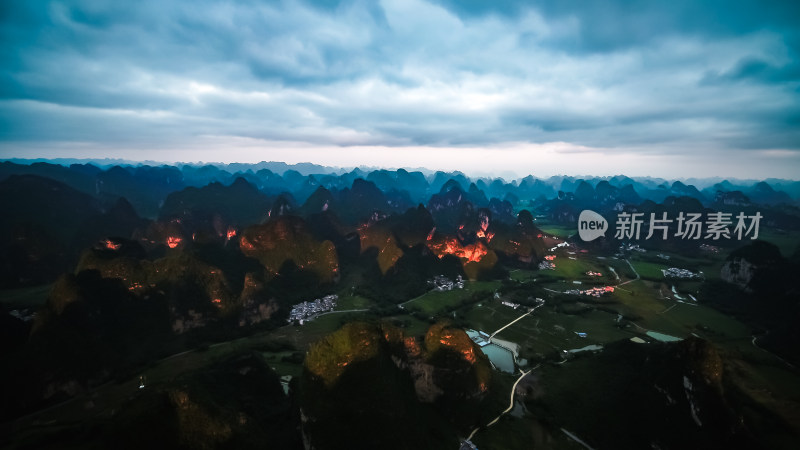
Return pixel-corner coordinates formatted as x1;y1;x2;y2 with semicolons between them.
564;286;615;297
428;274;465;291
501;300;522;310
288;294;338;324
699;244;720;253
9;309;35;322
662;268;700;279
616;243;647;256
538;260;556;270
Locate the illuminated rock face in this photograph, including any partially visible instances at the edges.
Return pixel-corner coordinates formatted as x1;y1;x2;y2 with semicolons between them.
424;323;488;377
478;210;490;233
427;237;489;263
302;322;485;450
425;208;545;273
480;213;546;267
678;337;723;385
426;234;498;279
107;353;298;449
305;322;384;388
239;216;339;283
304;322;491;399
102;239;122;251
404;336;422;358
434;331;476;363
301;323;491;447
237;272;279;327
140;219;186;250
76;241;238;330
166;236;182;248
358;224;403;275
77;239;149;292
475;229;495;241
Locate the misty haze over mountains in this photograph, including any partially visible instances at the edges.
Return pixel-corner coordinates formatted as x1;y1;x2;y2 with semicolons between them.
3;159;799;217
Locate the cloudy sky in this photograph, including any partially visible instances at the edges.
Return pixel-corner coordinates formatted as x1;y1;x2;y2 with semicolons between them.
1;0;798;178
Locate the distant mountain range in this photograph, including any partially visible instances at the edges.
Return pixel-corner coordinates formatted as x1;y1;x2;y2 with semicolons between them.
2;160;799;215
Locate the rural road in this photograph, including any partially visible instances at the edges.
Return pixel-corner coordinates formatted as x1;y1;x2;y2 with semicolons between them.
490;301;544;339
467;364;539;441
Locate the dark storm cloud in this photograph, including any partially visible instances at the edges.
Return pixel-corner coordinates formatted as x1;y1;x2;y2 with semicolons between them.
0;0;798;165
433;0;800;52
703;57;800;85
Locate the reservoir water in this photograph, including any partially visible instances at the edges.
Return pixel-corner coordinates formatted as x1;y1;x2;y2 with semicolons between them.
481;344;516;373
646;331;682;342
568;344;603;353
466;329;517;373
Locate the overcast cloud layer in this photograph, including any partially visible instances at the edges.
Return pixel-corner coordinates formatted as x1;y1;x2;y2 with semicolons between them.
1;0;799;178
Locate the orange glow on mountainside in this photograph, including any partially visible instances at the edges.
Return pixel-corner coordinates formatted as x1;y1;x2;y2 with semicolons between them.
475;230;495;242
166;236;182;248
102;239;121;250
239;237;255;251
438;332;477;364
404;337;422;357
428;238;488;263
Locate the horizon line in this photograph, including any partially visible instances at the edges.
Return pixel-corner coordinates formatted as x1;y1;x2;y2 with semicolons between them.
3;157;799;185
